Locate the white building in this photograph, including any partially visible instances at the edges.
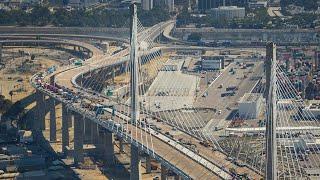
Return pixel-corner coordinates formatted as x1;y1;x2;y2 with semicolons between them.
248;1;267;9
201;56;224;70
209;6;245;20
100;41;109;53
68;0;98;7
142;0;153;10
238;93;263;119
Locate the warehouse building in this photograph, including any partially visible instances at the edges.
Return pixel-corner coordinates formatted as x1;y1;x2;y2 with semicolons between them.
238;93;263;119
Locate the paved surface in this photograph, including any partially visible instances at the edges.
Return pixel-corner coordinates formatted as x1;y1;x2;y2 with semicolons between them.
145;70;198;111
195;61;264;135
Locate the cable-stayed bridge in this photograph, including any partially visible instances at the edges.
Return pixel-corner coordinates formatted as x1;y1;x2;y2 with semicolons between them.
14;3;320;180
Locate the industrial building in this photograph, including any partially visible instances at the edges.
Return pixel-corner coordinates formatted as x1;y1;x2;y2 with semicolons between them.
197;0;247;11
238;93;263;119
201;56;224;70
209;6;245;20
141;0;153;10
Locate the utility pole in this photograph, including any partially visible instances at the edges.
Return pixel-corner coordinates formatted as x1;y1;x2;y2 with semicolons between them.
265;42;277;180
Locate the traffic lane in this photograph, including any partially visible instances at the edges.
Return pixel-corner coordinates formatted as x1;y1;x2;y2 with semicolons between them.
100;105;229;179
146;112;261;179
157;121;262;179
218;62;264;119
195;63;244;116
108;115;224;179
197;61;263;119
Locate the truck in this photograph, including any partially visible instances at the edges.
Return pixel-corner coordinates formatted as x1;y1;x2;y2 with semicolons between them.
221;91;235;97
226;86;238;91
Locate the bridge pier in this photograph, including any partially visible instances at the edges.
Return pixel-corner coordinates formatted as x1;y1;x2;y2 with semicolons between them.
112;67;115;83
130;145;141;180
62;103;71;155
174;175;181;180
119;137;124;153
161;164;168;180
36;90;46;130
49;98;56;142
0;43;2;63
84;118;91;143
145;155;151;174
74;113;84;165
90;121;99;144
103;130;114;164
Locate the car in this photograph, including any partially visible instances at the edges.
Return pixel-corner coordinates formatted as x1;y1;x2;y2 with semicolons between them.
218;110;222;114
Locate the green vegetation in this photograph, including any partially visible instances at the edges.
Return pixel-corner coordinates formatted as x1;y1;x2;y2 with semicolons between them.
138;6;171;27
187;32;202;41
0;5;170;27
177;6;318;29
280;0;319;11
285;13;319;28
177;7;271;29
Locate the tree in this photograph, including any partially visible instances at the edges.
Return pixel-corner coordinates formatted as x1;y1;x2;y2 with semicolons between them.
187;33;202;42
31;54;35;60
30;6;51;26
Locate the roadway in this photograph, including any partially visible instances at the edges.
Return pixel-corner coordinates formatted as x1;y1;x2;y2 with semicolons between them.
195;61;264;133
37;21;236;179
23;20;264;179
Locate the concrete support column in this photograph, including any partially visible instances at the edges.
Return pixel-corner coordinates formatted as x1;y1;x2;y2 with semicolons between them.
174;175;181;180
104;130;114;164
49;98;56;142
161;164;167;180
119;137;124;153
146;155;151;174
74;113;84;165
0;43;2;63
90;122;98;144
62;103;70;155
50;75;55;85
68;112;73;128
36;90;45;130
112;67;115;83
130;145;141;180
84;118;91;143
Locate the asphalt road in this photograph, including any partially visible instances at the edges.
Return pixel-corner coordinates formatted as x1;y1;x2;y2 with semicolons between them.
195;60;264;131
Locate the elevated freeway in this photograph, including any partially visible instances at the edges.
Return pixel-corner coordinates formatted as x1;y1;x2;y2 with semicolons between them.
25;18;251;179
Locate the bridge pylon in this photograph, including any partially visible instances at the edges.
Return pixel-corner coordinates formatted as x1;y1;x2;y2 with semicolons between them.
265;42;277;180
129;2;142;180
